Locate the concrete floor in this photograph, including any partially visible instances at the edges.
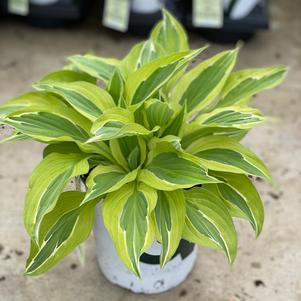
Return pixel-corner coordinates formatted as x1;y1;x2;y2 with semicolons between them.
0;1;300;300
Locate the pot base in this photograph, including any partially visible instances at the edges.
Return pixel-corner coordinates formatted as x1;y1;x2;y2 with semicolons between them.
94;204;198;294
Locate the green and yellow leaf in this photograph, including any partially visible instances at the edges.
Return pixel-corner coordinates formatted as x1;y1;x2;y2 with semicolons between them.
144;98;174;129
39;69;96;84
103;182;157;276
109;136;146;171
212;171;264;235
24;153;90;239
68;54;119;82
183;187;237;263
151;9;188;55
170;48;238;113
155;190;185;267
89;107;159;142
34;81;115;121
218;66;288;107
193;106;266;129
0;131;29;144
107;68;124;105
124;49;201;105
182;125;247;149
186;136;272;181
84;164;138;203
25;192;96;275
139;151;218;191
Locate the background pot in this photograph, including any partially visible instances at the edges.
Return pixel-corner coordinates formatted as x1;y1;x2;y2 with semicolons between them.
93;203;198;294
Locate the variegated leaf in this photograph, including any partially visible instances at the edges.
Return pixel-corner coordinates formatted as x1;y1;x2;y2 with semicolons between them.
155;190;185;267
144;98;174;129
5;111;90;143
43;142;84;157
212;171;264;236
89;108;159;142
107;68;124;105
151;9;188;55
68;54;119;82
124;49;201;105
25;192;96;275
34;81;115;121
103;182;157;276
0;92;66;119
137;40;158;68
182;125;247;149
186;136;272;181
0;92;92;143
138;151;218;191
183;187;237;263
120;42;144;78
193;106;265;129
161;105;185;137
0;131;29;144
83;165;138;203
24;153;91;239
218;66;288;107
170;49;238;113
39;69;96;84
109;136;146;171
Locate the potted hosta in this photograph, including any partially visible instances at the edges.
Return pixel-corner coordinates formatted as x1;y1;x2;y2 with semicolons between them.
0;10;286;294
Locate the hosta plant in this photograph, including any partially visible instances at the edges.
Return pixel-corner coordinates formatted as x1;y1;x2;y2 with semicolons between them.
0;10;287;277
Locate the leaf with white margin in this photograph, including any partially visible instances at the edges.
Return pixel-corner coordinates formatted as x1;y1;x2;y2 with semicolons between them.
212;171;264;236
120;42;144;78
68;54;119;82
24;153;91;239
124;49;202;105
161;105;185;137
107;68;124;105
182;124;247;149
218;66;288;107
139;137;219;190
88;107;159;142
155;190;185;267
0;92;92;144
0;92;67;119
83;165;138;203
193;106;266;129
151;9;188;55
170;48;238;113
0;131;29;144
5;111;91;143
186;136;272;182
25;191;96;275
183;187;237;263
109;136;146;171
144;98;174;129
34;81;115;121
39;69;96;84
103;182;157;277
137;40;158;68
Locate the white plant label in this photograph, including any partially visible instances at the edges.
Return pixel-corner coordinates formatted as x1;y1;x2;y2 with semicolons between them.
193;0;223;28
8;0;29;16
103;0;131;32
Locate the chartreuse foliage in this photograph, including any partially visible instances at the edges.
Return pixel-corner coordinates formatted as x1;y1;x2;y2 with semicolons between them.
0;9;287;277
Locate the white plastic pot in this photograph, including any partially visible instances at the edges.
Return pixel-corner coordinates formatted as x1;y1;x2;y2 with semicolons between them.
93;203;198;294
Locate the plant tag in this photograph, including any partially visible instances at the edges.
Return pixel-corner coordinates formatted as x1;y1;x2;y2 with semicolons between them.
192;0;223;28
8;0;29;16
102;0;131;32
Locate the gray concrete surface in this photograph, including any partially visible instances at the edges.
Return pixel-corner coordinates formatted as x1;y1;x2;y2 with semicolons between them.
0;1;300;300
